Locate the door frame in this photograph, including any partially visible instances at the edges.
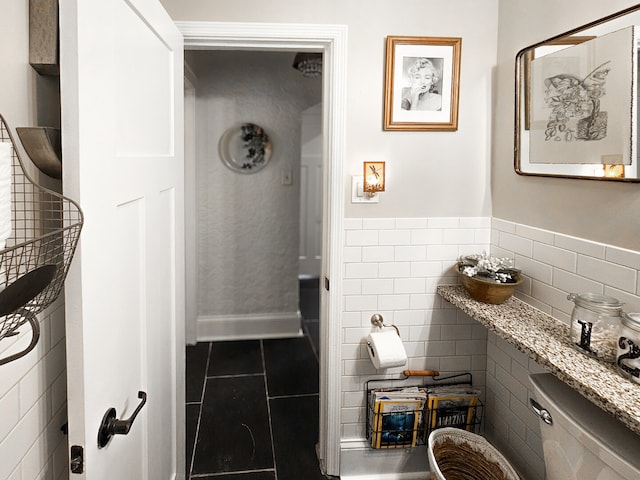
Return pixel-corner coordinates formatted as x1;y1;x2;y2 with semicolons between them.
177;21;347;476
184;64;198;345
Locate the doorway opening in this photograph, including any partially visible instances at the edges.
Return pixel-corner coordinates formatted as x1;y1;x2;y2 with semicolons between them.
183;49;322;478
185;49;319;340
178;21;347;477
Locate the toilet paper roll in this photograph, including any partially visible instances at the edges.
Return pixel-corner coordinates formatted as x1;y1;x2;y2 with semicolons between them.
367;328;407;369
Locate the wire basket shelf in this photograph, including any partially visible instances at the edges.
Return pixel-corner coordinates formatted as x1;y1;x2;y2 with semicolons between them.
0;114;83;365
366;371;484;449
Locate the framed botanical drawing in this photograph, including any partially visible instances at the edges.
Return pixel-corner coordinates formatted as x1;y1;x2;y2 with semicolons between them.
522;36;595;130
383;36;462;131
528;26;635;167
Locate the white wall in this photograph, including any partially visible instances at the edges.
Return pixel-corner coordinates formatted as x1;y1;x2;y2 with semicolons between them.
493;0;640;251
0;2;36;130
0;302;69;480
0;1;69;479
160;0;500;219
187;50;321;338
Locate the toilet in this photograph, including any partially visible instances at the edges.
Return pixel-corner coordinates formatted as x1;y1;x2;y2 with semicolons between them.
529;373;640;480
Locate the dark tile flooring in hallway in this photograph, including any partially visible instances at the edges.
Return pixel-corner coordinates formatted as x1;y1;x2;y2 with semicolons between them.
186;278;324;480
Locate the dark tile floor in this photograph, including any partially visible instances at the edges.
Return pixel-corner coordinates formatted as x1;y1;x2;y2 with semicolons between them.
186;278;324;480
299;277;320;357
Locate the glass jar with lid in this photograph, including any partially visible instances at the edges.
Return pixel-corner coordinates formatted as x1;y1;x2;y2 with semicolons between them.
568;292;623;362
617;312;640;383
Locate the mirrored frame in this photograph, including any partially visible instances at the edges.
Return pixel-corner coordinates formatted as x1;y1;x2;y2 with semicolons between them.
515;4;640;181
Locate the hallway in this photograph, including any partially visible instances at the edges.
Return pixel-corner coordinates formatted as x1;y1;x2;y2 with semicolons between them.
185;279;324;479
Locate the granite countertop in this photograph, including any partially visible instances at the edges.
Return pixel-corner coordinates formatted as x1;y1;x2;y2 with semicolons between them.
437;285;640;435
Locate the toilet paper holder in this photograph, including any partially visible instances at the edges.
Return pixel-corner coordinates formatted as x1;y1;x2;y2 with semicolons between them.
370;313;400;336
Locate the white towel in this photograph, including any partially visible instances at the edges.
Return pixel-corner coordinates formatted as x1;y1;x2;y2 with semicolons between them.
0;142;12;250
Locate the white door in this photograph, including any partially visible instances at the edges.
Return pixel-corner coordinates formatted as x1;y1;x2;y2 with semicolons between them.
298;103;323;277
60;1;184;479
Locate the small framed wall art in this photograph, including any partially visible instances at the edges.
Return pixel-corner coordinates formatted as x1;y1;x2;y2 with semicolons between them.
218;123;272;173
383;36;462;131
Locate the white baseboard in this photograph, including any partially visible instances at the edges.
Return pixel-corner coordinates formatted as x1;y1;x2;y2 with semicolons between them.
339;438;429;480
196;311;302;341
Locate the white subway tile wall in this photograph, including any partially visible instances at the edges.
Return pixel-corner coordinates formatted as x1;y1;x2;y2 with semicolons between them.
341;217;640;480
486;218;640;480
0;300;68;480
493;218;640;320
341;216;492;443
2;216;637;480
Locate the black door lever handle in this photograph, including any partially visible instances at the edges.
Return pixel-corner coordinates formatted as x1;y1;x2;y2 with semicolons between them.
98;391;147;448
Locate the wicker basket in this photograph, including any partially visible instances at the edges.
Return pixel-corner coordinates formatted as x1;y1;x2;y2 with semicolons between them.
455;263;522;305
427;428;520;480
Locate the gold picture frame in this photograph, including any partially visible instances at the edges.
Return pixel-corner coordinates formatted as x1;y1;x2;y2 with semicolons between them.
383;36;462;131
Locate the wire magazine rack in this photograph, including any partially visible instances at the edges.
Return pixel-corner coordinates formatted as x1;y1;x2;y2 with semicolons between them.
0;114;83;365
366;370;484;449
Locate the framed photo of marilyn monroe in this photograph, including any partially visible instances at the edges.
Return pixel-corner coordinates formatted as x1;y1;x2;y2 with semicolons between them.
383;36;462;131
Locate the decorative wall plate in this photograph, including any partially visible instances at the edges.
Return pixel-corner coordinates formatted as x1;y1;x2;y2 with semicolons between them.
218;123;272;173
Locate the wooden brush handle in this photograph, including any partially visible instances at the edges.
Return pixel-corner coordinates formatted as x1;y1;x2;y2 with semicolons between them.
403;369;440;377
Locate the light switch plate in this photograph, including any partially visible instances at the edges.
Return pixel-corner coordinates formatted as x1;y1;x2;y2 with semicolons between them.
351;176;379;203
282;168;293;185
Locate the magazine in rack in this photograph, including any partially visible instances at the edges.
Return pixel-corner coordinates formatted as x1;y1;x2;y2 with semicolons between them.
427;385;480;431
369;386;427;448
367;372;483;449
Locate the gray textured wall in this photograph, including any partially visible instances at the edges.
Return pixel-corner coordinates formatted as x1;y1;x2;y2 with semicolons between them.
188;50;321;317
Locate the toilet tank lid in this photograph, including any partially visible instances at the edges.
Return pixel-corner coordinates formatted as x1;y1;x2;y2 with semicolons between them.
529;373;640;473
